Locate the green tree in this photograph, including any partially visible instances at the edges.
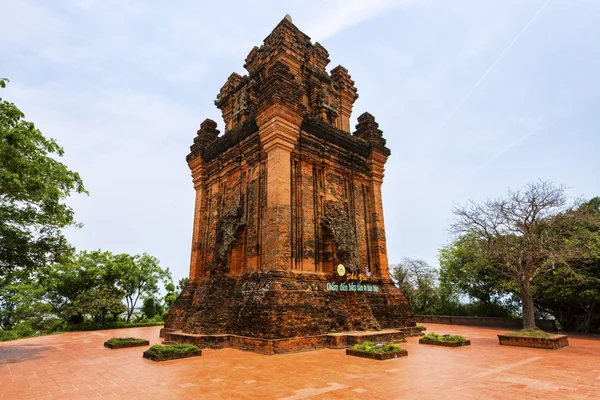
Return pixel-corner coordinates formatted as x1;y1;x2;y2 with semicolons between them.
451;181;596;329
141;296;164;319
43;250;118;320
533;197;600;332
164;283;177;309
0;78;87;278
177;277;189;294
439;234;509;317
0;270;51;330
67;287;125;327
115;253;171;322
391;258;439;314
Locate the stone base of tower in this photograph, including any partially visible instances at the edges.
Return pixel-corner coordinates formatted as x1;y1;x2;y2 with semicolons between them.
163;271;416;353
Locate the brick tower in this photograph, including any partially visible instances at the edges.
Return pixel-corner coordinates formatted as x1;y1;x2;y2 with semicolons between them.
163;16;416;353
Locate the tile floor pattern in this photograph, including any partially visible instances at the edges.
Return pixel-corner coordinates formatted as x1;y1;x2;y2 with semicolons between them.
1;324;599;399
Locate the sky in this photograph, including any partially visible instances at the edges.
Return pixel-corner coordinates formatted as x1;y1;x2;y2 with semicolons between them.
2;0;599;283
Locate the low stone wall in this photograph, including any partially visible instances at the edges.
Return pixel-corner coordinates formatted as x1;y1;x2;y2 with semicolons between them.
497;334;568;350
163;328;412;355
415;315;556;331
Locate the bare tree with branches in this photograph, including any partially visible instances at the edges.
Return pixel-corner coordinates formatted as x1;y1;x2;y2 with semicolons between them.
390;258;438;313
451;180;584;330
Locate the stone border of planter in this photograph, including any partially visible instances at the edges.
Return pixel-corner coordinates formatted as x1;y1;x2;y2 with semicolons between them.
419;338;470;347
497;334;568;350
143;349;202;362
345;348;408;360
104;340;150;349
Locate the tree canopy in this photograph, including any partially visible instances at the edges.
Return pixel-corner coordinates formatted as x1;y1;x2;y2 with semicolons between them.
0;78;87;277
450;181;599;330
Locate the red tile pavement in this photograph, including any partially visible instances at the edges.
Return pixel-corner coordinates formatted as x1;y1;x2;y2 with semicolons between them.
1;323;599;399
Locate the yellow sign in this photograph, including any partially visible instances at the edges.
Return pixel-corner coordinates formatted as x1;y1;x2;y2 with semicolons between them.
336;264;346;276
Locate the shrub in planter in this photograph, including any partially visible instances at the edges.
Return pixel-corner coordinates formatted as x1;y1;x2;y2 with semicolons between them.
498;328;568;350
346;341;408;360
143;344;202;362
419;332;470;347
104;337;150;349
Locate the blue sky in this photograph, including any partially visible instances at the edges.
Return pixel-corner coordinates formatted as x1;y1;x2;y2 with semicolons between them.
2;0;599;282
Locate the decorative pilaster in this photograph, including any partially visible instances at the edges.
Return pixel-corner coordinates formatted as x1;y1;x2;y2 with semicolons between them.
188;119;219;280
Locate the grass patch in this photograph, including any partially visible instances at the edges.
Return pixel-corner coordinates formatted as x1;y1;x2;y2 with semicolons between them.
351;341;403;354
422;332;467;342
416;324;425;329
506;329;556;338
146;344;198;355
106;337;148;345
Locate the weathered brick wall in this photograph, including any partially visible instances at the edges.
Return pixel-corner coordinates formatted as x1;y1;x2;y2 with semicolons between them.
415;315;557;331
165;271;414;339
164;16;415;339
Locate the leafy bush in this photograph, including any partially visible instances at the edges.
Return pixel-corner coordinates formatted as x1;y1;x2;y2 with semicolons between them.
0;330;19;341
422;332;467;342
106;337;148;345
0;323;35;341
146;344;198;355
67;319;163;331
506;328;555;338
351;341;403;353
416;324;425;329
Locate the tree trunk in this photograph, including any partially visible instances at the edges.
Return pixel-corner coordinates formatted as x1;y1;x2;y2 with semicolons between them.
520;280;536;330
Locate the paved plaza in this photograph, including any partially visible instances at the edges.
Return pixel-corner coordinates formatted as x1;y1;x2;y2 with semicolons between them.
1;323;599;399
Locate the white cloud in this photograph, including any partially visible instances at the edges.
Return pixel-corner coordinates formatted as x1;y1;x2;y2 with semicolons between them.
304;0;423;41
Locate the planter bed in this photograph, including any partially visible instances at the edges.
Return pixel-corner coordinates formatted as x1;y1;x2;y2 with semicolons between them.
143;349;202;362
419;338;470;347
497;334;568;350
346;348;408;360
143;344;202;362
104;338;150;349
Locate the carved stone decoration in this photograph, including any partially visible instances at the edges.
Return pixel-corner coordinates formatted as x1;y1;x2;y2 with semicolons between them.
211;194;245;275
323;200;360;274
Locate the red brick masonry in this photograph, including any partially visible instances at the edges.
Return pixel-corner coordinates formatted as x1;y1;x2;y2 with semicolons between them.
497;334;569;350
346;348;408;360
142;349;202;362
162;328;422;355
419;338;471;347
103;340;149;349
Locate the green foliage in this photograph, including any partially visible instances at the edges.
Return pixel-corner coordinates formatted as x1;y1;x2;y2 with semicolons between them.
43;250;120;319
116;253;170;321
422;332;467;342
141;297;164;319
106;337;148;345
164;282;177;309
392;256;515;318
177;277;189;294
441;192;600;332
450;181;596;329
66;318;163;332
351;341;403;353
532;197;600;332
66;287;126;327
391;258;439;314
0;323;35;341
146;344;198;355
41;250;171;324
0;79;87;278
439;234;511;316
506;328;555;338
0;270;50;330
